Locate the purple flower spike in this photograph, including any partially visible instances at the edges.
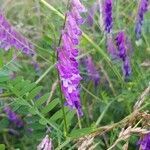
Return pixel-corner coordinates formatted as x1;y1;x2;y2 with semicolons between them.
86;56;100;86
37;135;52;150
115;32;127;61
0;12;35;56
57;0;85;116
4;106;24;128
115;31;132;78
135;0;149;40
103;0;113;33
138;133;150;150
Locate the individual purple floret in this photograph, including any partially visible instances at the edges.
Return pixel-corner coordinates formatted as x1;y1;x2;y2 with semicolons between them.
37;135;52;150
138;133;150;150
135;0;149;40
103;0;113;33
0;12;35;56
57;0;85;116
86;3;97;27
4;106;24;128
115;31;127;61
71;0;86;13
86;56;100;86
115;31;132;77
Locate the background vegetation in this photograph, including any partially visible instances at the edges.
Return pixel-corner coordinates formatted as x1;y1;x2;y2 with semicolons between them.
0;0;149;149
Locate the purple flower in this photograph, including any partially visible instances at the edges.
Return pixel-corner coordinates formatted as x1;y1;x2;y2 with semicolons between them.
0;12;35;56
103;0;113;33
115;31;132;77
106;32;132;78
135;0;149;40
86;3;97;27
71;0;86;13
4;106;24;128
57;0;85;116
138;133;150;150
85;56;100;86
37;135;52;150
115;32;127;61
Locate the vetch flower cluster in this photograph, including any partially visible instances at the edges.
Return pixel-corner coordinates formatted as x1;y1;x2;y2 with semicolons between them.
37;135;52;150
106;32;132;78
135;0;149;40
103;0;113;33
0;12;35;56
57;0;85;116
115;32;131;77
4;106;24;128
115;32;127;61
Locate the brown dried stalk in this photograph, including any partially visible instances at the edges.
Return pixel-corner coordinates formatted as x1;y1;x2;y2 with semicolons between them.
107;126;149;150
77;135;94;150
46;79;58;105
134;82;150;110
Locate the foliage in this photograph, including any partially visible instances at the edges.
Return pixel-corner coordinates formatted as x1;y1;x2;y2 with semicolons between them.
0;0;150;150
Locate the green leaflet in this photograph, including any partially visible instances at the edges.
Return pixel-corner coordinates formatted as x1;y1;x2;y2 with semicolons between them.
68;127;95;139
35;93;49;107
27;86;43;100
41;98;59;114
49;107;68;122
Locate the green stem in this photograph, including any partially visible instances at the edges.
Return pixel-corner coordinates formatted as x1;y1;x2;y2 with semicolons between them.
3;133;14;150
40;0;64;19
57;78;68;136
95;101;114;127
30;99;62;133
35;64;55;84
81;84;101;101
77;112;82;129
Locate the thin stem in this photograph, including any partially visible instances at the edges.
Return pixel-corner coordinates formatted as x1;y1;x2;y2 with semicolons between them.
29;99;62;135
77;112;82;129
35;64;56;84
81;84;102;101
3;133;14;150
99;63;117;96
95;101;114;126
40;0;65;19
57;76;68;136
